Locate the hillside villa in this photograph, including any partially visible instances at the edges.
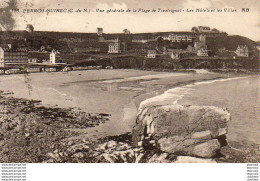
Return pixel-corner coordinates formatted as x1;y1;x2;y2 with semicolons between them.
147;50;157;58
108;38;121;54
235;45;249;57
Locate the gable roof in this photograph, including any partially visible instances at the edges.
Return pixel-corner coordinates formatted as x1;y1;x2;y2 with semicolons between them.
0;45;27;52
237;45;248;51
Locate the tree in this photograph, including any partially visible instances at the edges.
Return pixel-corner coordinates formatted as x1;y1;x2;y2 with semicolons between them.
156;36;163;43
123;29;130;34
26;24;34;32
156;36;164;47
0;0;17;31
191;27;199;33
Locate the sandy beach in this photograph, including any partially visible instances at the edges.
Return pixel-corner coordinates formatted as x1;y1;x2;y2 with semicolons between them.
0;69;259;162
0;69;232;138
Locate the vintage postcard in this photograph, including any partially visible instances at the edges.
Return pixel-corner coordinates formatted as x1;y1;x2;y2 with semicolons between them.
0;0;259;170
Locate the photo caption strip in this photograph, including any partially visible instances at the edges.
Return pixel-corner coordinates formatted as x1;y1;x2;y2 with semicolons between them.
1;164;26;181
247;164;259;181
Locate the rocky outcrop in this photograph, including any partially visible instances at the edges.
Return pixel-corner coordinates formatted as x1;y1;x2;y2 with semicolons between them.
0;92;110;163
94;141;217;163
43;139;218;163
132;105;230;158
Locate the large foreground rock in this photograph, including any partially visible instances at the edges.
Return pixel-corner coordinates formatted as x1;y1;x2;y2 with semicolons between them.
132;105;230;158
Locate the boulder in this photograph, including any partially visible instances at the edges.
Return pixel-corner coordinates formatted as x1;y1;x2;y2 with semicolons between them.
132;105;230;158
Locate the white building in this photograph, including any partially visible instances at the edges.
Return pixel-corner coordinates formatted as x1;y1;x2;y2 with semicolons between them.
0;47;4;67
197;47;208;57
235;45;249;57
198;26;211;33
108;38;121;54
147;50;157;58
108;43;121;54
50;50;56;64
0;45;28;67
162;34;193;42
170;52;180;60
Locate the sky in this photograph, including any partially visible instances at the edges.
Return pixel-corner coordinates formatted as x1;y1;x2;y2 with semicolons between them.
3;0;260;40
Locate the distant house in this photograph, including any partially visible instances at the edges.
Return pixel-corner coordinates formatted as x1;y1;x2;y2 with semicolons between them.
108;38;121;54
235;45;249;57
197;47;208;57
198;26;211;33
40;45;46;52
147;50;157;58
97;27;103;37
50;50;56;64
28;58;38;63
199;34;206;43
0;44;28;67
49;49;62;64
162;34;193;42
194;41;206;50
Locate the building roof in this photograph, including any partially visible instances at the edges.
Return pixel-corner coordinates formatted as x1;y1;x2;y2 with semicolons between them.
198;47;208;51
237;45;248;51
198;26;211;30
0;45;27;52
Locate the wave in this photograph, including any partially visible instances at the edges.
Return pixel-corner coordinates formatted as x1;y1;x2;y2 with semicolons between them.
139;76;249;112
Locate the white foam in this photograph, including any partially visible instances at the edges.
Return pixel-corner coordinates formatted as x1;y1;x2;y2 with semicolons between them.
139;76;249;111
